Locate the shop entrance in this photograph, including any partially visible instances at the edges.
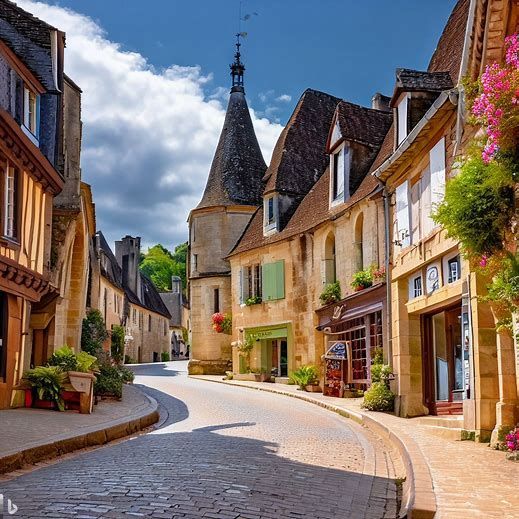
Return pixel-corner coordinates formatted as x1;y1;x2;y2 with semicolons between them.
423;305;465;415
271;339;288;377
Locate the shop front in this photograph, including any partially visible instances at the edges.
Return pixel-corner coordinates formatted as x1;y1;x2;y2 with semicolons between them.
235;323;293;381
316;283;387;394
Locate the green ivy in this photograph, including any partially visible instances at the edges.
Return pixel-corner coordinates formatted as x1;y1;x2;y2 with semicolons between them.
111;325;125;364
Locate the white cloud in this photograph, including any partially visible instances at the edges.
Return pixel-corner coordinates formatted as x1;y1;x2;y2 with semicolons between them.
276;94;292;103
16;0;282;249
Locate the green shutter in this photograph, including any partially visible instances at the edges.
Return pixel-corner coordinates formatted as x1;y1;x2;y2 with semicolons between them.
262;261;285;301
275;260;285;299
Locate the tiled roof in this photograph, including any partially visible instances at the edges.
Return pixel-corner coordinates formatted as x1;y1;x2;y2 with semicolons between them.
96;231;123;290
263;89;340;196
196;88;267;210
428;0;471;84
230;171;380;257
332;100;392;149
395;69;453;94
0;0;59;90
368;123;395;173
137;274;171;319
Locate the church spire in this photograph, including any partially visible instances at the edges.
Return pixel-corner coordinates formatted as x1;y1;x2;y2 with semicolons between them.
230;33;245;92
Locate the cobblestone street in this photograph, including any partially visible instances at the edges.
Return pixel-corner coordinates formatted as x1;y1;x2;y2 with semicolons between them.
0;361;399;518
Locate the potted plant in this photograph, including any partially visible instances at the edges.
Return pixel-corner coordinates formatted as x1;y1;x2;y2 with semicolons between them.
212;313;232;334
505;425;519;461
319;281;341;306
252;369;271;383
245;295;262;306
289;365;321;392
351;268;373;291
24;366;66;411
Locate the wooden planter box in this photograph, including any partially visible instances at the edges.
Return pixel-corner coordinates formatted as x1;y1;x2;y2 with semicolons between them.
67;371;96;414
33;398;56;410
305;384;322;393
254;373;271;383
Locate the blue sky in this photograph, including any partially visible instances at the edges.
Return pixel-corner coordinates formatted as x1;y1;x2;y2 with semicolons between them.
48;0;457;123
19;0;458;249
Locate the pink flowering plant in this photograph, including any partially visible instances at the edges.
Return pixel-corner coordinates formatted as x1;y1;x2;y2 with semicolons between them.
506;426;519;451
471;33;519;162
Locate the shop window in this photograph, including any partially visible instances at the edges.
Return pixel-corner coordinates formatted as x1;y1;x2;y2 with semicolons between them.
425;263;441;295
262;260;285;301
4;164;17;240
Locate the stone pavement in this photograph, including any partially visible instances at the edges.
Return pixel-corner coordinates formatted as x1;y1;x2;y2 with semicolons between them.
0;361;399;518
193;375;519;519
0;384;158;474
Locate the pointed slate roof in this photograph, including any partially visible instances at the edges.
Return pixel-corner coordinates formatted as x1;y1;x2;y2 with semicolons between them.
196;87;267;210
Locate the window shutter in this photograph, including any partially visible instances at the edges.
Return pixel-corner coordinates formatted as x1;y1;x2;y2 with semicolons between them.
239;267;245;304
275;260;285;300
420;166;433;236
410;180;421;244
430;138;446;208
395;181;410;247
262;263;274;301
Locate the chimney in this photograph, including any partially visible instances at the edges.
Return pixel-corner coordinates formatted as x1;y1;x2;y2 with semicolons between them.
371;93;391;112
115;235;142;297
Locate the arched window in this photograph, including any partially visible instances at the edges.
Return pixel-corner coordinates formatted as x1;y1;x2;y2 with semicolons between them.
323;232;336;284
354;213;364;272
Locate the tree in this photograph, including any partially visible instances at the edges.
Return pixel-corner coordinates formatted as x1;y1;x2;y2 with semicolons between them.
139;242;187;292
81;309;109;356
111;325;125;365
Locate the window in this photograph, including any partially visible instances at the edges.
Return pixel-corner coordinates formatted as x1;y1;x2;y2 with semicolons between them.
113;292;117;312
213;288;220;313
192;254;198;272
322;232;336;284
0;294;5;381
397;94;408;145
409;275;423;299
332;149;345;201
240;264;262;303
148;314;152;332
262;260;285;301
263;195;278;234
447;255;461;283
138;312;143;330
164;320;168;336
23;86;39;138
354;213;363;272
133;308;137;324
4;164;16;239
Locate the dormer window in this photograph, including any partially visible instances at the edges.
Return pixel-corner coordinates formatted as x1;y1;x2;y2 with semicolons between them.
396;94;408;145
22;86;39;143
330;145;349;207
263;194;279;235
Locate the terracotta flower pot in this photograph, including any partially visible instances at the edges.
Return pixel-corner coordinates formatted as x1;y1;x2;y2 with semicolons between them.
24;388;33;408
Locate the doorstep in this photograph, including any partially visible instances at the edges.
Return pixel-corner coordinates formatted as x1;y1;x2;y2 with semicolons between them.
0;385;159;475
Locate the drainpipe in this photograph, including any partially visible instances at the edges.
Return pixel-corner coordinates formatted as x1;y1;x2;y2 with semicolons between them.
382;183;392;366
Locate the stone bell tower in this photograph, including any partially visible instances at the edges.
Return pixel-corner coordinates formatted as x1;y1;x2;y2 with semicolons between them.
188;36;267;374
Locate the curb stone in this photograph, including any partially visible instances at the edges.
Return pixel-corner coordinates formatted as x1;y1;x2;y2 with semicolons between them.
0;392;159;475
192;375;436;519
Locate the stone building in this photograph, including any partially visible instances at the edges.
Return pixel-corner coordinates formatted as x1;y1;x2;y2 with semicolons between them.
0;1;68;408
371;0;519;444
188;40;267;374
160;276;190;357
229;93;392;385
90;234;171;363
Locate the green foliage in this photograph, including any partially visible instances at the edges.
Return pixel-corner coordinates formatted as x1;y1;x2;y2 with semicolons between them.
371;347;384;365
351;268;374;290
245;295;262;306
47;345;78;372
110;325;125;364
124;355;137;364
94;364;123;399
118;365;135;384
432;155;515;258
371;363;393;384
361;382;395;411
81;309;109;356
24;366;66;411
161;351;170;361
139;242;187;292
76;351;98;373
289;365;320;390
486;252;519;310
319;281;341;306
